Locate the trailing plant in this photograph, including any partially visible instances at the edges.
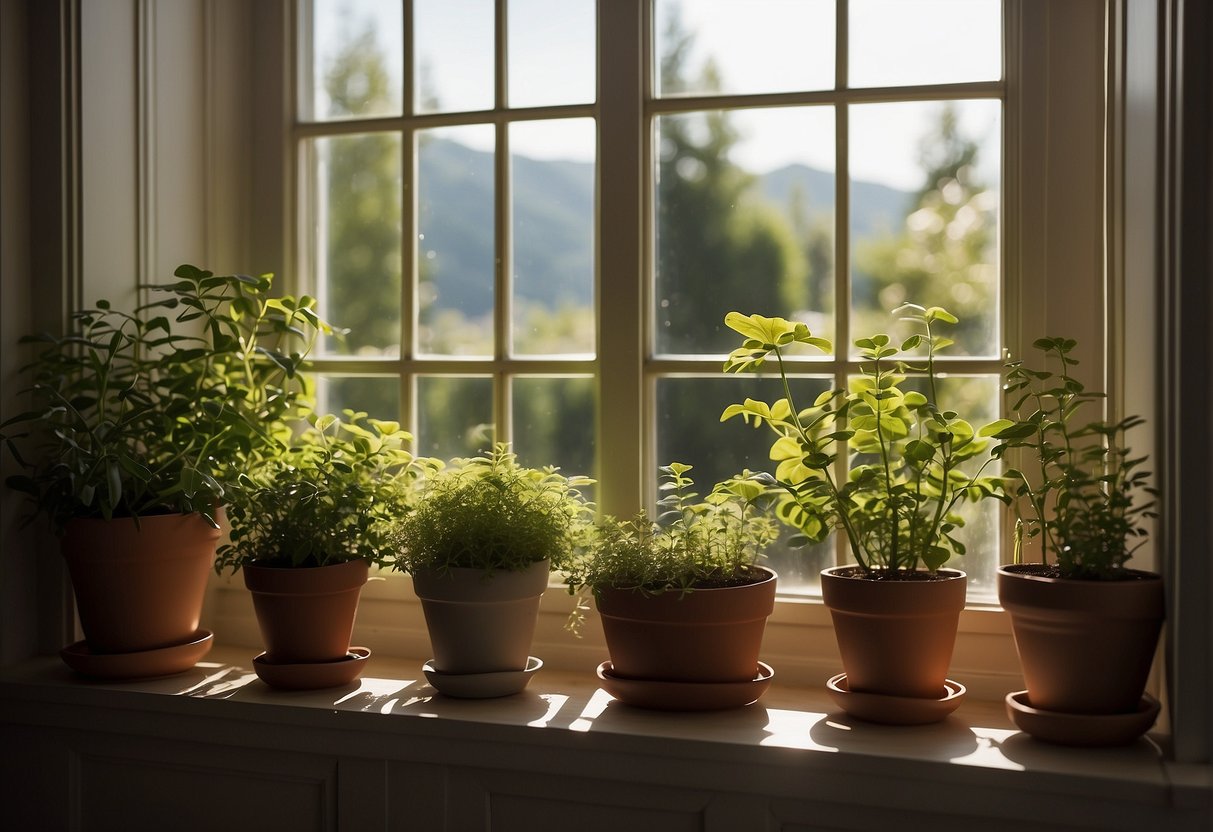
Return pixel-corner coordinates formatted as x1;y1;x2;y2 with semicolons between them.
216;412;436;571
980;337;1155;579
393;444;594;577
563;464;776;633
721;304;1005;577
1;264;331;532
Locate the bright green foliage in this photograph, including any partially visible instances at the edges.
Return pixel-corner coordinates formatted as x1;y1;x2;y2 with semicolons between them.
980;337;1155;579
393;444;595;576
722;305;1006;575
562;464;777;634
2;265;331;532
216;412;435;571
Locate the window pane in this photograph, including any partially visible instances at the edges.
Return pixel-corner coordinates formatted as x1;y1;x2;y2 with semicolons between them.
849;0;1002;89
308;0;403;121
317;375;401;422
655;107;836;355
415;0;494;113
656;375;835;594
850;100;1000;357
417;125;496;357
511;119;596;357
511;376;595;480
655;0;834;97
308;133;402;357
416;375;494;459
508;0;595;108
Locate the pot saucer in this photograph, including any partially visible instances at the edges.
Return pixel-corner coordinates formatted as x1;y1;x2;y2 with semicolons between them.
422;656;543;699
60;629;214;680
596;661;774;711
253;647;370;691
1005;690;1160;747
826;673;966;725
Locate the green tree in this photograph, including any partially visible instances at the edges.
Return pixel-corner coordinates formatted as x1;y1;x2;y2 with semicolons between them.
322;27;402;360
655;16;807;355
852;104;998;355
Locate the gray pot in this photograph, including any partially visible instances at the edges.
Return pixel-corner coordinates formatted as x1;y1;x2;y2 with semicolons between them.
412;559;550;674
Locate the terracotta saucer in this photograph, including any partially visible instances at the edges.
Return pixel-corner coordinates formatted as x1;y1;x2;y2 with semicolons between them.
826;673;966;725
1005;690;1160;747
253;647;370;691
60;629;214;680
422;656;543;698
596;661;774;711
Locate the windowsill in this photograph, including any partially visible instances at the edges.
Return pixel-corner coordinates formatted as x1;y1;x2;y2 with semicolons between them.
3;644;1209;829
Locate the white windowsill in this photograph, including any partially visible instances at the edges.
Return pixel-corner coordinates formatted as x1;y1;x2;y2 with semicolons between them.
3;643;1209;831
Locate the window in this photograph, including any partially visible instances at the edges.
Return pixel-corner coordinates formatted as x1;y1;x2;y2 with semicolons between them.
294;1;1025;604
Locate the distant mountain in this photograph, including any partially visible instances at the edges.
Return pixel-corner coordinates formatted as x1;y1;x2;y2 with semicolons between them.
417;139;911;317
758;163;914;240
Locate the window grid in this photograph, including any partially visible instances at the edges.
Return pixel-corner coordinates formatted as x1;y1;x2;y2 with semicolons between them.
641;0;1007;584
295;0;599;463
296;0;1010;598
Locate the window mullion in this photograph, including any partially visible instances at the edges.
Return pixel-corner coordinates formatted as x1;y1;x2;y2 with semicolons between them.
833;0;851;569
597;0;646;518
493;0;511;444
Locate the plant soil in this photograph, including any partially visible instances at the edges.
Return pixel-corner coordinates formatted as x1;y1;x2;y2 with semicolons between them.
832;566;957;582
1007;563;1155;582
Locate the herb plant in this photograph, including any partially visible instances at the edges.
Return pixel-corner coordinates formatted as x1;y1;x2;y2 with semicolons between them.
1;265;330;532
393;444;594;577
216;412;434;571
564;463;776;599
980;337;1155;579
721;305;1005;576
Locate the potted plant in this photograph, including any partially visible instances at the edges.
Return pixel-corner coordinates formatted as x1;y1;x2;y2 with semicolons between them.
564;464;779;711
393;444;594;698
0;264;329;678
721;305;1005;724
215;412;431;689
982;337;1162;745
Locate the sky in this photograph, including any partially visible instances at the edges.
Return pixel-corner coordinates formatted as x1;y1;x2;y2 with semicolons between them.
311;0;1002;190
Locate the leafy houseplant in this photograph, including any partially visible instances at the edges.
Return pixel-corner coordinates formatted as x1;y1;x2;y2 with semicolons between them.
721;305;1005;720
394;445;594;696
217;413;432;689
0;264;329;674
984;337;1163;742
564;465;779;710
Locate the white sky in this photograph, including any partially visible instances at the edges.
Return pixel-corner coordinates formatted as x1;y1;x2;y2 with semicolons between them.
312;0;1002;190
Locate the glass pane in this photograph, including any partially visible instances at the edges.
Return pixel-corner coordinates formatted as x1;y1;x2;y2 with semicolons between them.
415;0;494;113
511;119;596;357
417;125;496;357
316;375;401;422
655;107;836;355
850;100;1001;357
417;375;494;459
508;0;595;108
849;0;1002;89
655;0;834;97
656;375;835;594
309;133;402;357
845;374;1001;601
308;0;403;120
511;376;595;480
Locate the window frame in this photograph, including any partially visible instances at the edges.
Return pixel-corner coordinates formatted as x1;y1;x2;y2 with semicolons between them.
205;0;1124;697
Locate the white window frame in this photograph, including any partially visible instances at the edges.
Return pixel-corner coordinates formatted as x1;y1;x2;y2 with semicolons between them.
203;0;1121;700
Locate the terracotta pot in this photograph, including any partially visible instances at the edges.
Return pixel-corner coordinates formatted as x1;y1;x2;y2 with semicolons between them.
597;566;777;683
998;564;1164;714
61;511;221;654
412;559;550;674
821;566;966;699
244;559;369;663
